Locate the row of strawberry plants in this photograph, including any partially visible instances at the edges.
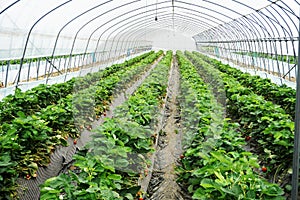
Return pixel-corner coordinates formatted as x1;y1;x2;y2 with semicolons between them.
72;51;164;130
0;51;154;123
0;51;162;199
193;51;296;118
176;51;284;199
39;51;173;200
185;52;293;193
0;53;87;66
234;51;297;64
184;51;226;105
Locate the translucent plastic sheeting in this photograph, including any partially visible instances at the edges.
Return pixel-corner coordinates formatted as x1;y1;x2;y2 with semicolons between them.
2;0;294;84
0;0;152;59
0;50;149;101
213;54;297;89
0;0;277;59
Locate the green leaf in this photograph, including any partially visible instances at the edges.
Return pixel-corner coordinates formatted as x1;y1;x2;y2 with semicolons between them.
262;185;284;196
16;111;26;118
192;187;207;200
200;178;216;189
107;174;122;181
210;151;232;164
124;193;134;200
214;171;229;186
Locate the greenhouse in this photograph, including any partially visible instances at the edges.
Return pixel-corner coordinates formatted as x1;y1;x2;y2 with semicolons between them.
1;0;300;199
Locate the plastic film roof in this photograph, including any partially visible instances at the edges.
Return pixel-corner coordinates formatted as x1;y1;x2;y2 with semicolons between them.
2;2;300;199
0;0;299;59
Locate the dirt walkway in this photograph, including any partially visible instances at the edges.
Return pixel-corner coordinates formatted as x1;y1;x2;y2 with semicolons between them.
147;56;189;200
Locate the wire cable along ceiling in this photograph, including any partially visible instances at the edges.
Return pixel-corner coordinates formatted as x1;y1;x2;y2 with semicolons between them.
1;0;300;199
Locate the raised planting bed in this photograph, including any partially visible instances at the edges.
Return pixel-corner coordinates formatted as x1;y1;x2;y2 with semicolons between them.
0;50;162;199
39;51;173;200
176;50;284;199
193;51;295;119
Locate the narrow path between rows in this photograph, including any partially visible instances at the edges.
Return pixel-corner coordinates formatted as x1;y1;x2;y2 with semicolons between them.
146;56;189;200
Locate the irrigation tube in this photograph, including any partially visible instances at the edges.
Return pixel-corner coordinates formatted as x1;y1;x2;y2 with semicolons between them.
291;15;300;200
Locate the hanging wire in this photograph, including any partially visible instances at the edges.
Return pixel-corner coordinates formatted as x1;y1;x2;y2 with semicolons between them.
155;0;158;21
172;0;175;32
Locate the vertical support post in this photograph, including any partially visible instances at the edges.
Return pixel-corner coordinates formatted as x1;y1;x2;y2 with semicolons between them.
27;58;31;82
37;58;40;80
291;18;300;200
5;62;9;87
44;60;48;78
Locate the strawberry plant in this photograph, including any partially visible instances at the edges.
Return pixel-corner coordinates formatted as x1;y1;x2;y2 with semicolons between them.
193;51;296;118
0;51;155;124
40;51;172;199
186;52;294;165
0;51;161;199
176;51;284;199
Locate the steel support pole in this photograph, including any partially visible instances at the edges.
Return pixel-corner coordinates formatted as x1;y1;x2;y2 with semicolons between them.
291;17;300;200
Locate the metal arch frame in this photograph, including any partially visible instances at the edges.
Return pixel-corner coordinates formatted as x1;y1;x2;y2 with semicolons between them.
112;10;218;45
267;2;298;78
2;0;264;75
195;4;274;42
1;0;298;81
117;14;230;59
1;0;300;199
264;5;293;78
45;0;148;80
269;0;300;21
77;2;174;68
86;2;229;66
88;2;256;64
95;4;229;54
236;17;263;58
275;1;300;77
191;2;300;198
195;0;298;67
62;0;142;81
225;18;259;60
238;0;295;38
193;1;290;76
86;4;174;63
256;4;294;76
108;15;205;59
181;0;256;56
253;8;282;77
246;13;274;73
108;12;220;61
232;0;297;76
124;22;198;53
203;22;245;64
195;1;279;41
111;14;204;57
125;13;223;47
45;0;113;83
114;15;208;57
100;2;250;64
15;0;72;87
196;14;268;68
238;17;268;72
126;17;234;52
45;0;121;81
0;0;20;15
